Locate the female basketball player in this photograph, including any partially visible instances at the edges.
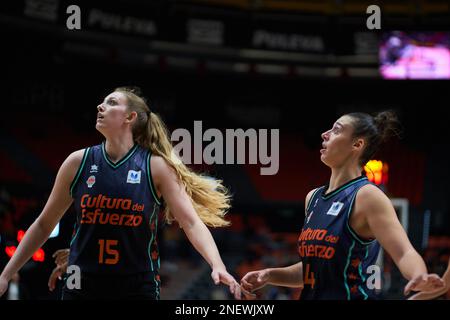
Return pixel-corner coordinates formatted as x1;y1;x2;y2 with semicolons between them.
0;87;242;300
241;111;444;300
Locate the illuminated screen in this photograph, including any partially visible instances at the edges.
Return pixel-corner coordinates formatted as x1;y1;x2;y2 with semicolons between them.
380;31;450;79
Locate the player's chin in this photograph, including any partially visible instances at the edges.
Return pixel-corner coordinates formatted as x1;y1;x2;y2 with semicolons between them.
95;122;108;132
320;154;331;166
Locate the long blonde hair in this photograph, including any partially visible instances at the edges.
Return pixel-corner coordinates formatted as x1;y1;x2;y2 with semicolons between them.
115;86;231;227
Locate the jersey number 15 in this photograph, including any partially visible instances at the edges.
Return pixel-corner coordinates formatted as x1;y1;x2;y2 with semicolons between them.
98;239;119;265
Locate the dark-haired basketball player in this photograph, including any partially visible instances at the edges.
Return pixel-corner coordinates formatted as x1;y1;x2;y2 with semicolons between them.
241;111;444;300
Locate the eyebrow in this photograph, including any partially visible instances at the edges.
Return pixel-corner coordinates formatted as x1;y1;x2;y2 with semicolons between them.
334;122;343;128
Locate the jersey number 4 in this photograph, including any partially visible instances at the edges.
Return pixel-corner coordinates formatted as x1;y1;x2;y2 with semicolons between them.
98;239;119;265
304;263;316;288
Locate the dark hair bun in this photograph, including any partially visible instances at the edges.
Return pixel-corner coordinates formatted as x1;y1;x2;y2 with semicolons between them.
373;110;401;142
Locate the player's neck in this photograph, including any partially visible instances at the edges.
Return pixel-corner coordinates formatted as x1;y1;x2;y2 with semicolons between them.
104;135;135;163
328;166;362;193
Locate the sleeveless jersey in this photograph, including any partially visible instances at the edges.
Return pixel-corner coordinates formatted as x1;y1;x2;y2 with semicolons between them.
298;176;381;300
68;142;162;277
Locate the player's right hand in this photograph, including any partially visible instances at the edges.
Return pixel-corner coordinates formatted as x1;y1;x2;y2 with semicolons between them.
240;269;270;299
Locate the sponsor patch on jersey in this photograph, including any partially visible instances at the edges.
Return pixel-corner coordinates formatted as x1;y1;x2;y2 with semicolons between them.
90;164;98;173
326;201;344;216
127;170;141;184
86;175;96;188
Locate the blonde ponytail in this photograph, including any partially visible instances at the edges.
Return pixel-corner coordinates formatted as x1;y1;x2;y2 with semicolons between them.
115;86;231;227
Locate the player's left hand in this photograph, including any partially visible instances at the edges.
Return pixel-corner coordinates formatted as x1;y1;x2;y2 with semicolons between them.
404;273;445;295
408;286;448;300
53;249;70;266
211;267;243;300
48;262;68;292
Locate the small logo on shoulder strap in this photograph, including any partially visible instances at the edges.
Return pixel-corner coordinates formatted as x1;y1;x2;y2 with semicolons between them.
327;201;344;216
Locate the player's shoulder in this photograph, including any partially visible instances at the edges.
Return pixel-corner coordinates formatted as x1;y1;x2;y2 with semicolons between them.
149;154;174;176
62;148;89;171
356;183;391;209
149;154;180;190
306;187;323;201
305;187;320;212
150;154;166;168
52;148;90;185
357;183;386;199
306;188;318;198
69;148;87;158
67;148;89;162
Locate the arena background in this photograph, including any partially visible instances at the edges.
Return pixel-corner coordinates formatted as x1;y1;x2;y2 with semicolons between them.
0;0;449;300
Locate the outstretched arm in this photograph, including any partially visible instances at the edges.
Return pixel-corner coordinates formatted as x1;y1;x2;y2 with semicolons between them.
0;150;83;297
240;262;303;297
240;189;316;298
357;185;445;295
151;156;241;299
266;262;304;287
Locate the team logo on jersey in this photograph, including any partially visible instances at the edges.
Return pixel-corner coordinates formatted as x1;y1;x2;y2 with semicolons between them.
89;165;98;173
327;201;344;216
86;175;96;188
127;170;141;184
